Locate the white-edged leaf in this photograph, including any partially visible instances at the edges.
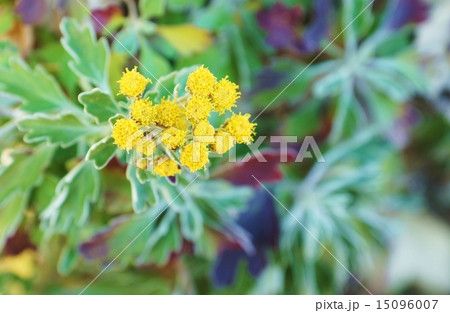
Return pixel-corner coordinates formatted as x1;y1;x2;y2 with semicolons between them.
78;88;121;123
18;113;100;148
0;58;78;114
41;161;100;234
61;18;110;91
86;136;117;169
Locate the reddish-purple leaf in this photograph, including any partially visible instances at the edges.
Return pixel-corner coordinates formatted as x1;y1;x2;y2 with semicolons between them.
91;5;122;34
257;2;302;51
213;148;297;187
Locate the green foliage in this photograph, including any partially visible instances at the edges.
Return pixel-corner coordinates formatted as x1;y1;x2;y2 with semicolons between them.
86;137;117;170
0;145;54;248
41;161;100;235
18;114;102;148
61;18;110;91
140;0;165;18
0;0;448;296
78;88;121;124
0;59;78;113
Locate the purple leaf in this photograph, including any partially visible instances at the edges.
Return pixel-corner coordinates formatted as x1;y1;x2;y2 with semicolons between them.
15;0;47;25
91;5;122;34
212;189;279;287
257;2;302;50
295;0;334;54
385;0;429;30
213;148;297;187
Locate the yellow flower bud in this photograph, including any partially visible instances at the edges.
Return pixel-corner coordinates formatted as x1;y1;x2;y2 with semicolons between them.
185;95;212;122
193;120;215;143
180;142;209;172
135;137;157;156
210;130;235;154
162;127;187;150
153;156;180;177
111;118;143;151
155;98;187;128
211;77;241;115
222;113;256;144
186;65;217;97
118;67;151;98
130;99;156;126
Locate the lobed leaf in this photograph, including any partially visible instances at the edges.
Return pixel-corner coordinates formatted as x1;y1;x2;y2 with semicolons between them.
41;161;100;235
0;58;78;113
61;18;110;91
78;88;121;124
86;136;117;169
18;113;102;148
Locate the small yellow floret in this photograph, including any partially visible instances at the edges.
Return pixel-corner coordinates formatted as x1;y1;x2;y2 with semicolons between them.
180;142;209;172
222;113;256;144
135;137;157;156
211;77;241;114
130;99;156;126
135;158;150;170
153;156;180;177
185;95;212;122
118;66;151;98
193;120;215;143
162;127;187;150
186;65;217;97
155;98;186;128
210;130;235;154
112;118;142;150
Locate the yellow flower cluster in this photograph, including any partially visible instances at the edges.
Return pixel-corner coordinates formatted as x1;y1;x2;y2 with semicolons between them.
111;65;257;177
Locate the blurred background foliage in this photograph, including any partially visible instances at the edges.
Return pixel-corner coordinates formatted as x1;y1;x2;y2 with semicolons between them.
0;0;449;294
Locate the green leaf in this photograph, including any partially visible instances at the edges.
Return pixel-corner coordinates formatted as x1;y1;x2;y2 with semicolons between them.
112;24;139;55
126;165;157;213
180;204;203;241
0;192;29;250
0;58;78;113
78;88;121;123
86;136;117;169
147;65;197;101
140;42;171;79
61;18;110;91
18;113;100;148
41;161;100;234
58;243;79;275
0;41;19;67
140;0;165;18
80;203;175;267
167;0;205;10
0;145;55;205
0;145;54;248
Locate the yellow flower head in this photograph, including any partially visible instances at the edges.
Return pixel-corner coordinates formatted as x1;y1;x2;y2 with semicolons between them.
153;156;180;177
185;95;212;122
112;118;142;151
135;158;150;170
186;65;217;97
210;130;235;154
162;127;187;150
130;98;156;126
211;77;241;115
222;113;256;144
155;98;186;128
180;142;209;172
118;67;152;98
193;120;215;143
135;137;157;156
